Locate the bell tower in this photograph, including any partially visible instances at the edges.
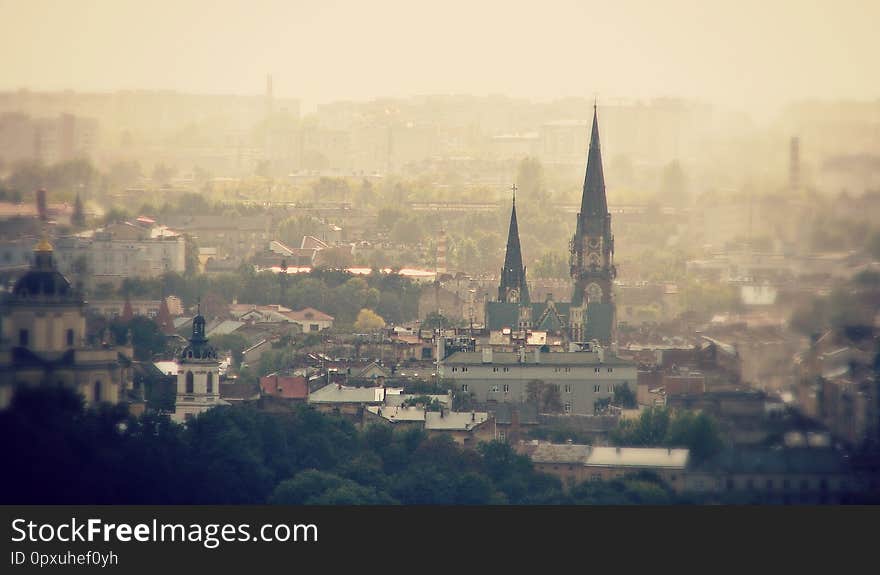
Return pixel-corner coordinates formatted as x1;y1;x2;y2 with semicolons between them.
498;184;530;308
569;104;616;344
173;303;224;423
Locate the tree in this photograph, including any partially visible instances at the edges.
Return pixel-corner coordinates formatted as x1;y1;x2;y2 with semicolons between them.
184;233;200;275
612;382;637;409
516;157;546;203
72;193;86;227
354;308;385;332
526;380;563;413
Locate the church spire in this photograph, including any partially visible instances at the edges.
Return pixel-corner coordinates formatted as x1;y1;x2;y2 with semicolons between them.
579;103;607;221
499;184;529;304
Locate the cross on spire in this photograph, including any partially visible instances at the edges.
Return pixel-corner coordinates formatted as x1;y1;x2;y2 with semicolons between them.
511;183;517;205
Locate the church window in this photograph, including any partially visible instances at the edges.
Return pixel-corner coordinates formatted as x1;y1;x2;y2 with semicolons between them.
66;329;75;346
207;372;214;393
19;329;28;347
93;381;102;403
186;371;194;394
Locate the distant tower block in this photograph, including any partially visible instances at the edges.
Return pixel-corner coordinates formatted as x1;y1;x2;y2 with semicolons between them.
36;188;48;222
266;74;274;113
789;136;800;191
436;229;447;275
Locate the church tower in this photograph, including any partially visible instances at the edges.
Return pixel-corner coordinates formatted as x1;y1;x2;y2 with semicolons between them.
569;105;616;344
498;185;530;306
172;305;225;422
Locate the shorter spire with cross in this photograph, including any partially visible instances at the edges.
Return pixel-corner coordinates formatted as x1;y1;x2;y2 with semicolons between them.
511;183;517;205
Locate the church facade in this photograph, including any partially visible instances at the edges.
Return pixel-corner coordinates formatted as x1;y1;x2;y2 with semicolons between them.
486;106;615;345
0;238;133;409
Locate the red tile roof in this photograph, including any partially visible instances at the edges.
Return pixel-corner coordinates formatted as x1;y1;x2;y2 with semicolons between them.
259;374;309;400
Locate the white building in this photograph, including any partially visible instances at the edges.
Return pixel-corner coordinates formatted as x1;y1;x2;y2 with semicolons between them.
440;345;638;415
172;311;228;423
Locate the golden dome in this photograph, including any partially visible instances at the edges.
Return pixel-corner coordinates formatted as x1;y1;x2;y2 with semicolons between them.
34;237;54;252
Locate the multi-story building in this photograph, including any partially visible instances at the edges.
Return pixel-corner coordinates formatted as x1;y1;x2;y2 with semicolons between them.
440;344;638;415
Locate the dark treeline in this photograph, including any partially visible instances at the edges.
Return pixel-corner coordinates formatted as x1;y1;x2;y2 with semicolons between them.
0;387;678;505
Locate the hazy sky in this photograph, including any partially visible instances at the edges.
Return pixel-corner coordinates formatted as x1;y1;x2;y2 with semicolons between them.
0;0;877;113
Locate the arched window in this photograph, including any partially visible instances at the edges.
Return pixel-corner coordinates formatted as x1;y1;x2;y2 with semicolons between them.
66;329;75;346
206;372;213;393
185;371;194;394
93;381;102;403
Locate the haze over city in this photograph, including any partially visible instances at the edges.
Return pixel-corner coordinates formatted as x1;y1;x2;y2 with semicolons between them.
1;0;878;117
0;0;879;511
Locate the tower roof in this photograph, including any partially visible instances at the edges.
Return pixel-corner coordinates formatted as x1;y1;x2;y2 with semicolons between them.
579;105;607;220
499;186;529;304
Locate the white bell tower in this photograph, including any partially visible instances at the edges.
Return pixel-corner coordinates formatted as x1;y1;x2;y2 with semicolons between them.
172;306;226;423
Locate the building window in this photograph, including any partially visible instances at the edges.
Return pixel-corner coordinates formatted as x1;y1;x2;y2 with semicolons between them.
493;367;499;372
591;474;601;482
503;384;510;393
607;367;613;373
594;367;600;374
310;324;319;331
593;385;601;393
186;371;194;394
564;384;572;393
66;329;75;346
93;381;102;403
564;367;571;373
607;384;614;393
490;385;499;393
564;402;571;413
502;367;509;373
18;329;28;347
462;367;468;372
498;430;506;441
206;372;214;393
461;384;468;392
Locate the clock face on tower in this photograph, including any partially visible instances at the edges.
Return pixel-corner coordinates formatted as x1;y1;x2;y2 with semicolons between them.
588;237;601;250
586;282;603;302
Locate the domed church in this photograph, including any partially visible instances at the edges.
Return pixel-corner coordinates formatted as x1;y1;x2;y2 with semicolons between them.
0;238;133;408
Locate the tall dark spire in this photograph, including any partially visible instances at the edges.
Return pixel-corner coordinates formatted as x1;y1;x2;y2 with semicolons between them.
498;184;529;304
579;104;607;220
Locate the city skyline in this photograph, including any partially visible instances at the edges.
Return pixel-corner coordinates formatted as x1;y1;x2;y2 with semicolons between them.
0;0;878;118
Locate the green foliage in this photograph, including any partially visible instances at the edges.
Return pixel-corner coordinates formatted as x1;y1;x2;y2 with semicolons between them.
109;316;167;361
0;388;745;505
610;407;723;464
613;382;637;409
